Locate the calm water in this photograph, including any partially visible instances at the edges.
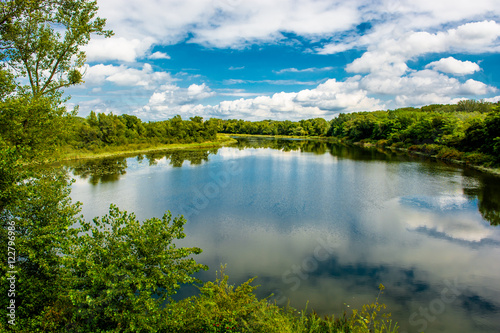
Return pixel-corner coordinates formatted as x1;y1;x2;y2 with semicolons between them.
67;137;500;333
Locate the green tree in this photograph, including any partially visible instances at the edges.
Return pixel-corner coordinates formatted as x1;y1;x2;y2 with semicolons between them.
0;0;113;99
0;170;81;330
67;205;207;332
0;1;113;331
0;94;67;157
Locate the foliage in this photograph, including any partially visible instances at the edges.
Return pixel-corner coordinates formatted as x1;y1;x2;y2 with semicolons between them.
65;205;207;332
323;101;500;167
0;94;69;159
59;112;220;152
0;0;113;99
220;118;329;137
163;266;398;333
211;100;499;169
0;166;81;330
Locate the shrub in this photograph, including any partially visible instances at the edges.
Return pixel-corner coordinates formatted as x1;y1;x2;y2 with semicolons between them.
437;147;464;161
163;266;399;333
463;152;495;166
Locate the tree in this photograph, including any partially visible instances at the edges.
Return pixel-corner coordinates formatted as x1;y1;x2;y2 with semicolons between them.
0;1;113;330
67;205;207;332
0;0;113;99
0;170;81;330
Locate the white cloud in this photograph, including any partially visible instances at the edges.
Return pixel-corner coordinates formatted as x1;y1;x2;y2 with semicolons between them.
93;0;500;50
294;78;382;112
84;37;154;62
223;79;319;86
90;0;365;56
484;95;500;103
83;63;175;89
141;83;215;117
425;57;480;75
82;64;123;86
344;21;500;77
138;78;383;121
71;1;500;119
84;1;500;65
188;0;362;48
275;67;335;74
187;83;215;100
346;52;409;76
360;69;496;107
149;52;171;60
218;89;263;97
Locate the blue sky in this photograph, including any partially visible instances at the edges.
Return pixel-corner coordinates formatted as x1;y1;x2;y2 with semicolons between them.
65;0;500;121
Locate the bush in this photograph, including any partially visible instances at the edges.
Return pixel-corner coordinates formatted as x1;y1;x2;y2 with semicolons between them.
463;152;495;166
437;147;464;161
420;144;440;155
163;266;399;333
163;265;298;333
376;140;389;147
391;142;405;149
66;205;207;332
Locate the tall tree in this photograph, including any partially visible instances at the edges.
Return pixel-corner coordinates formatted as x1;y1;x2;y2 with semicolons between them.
0;0;113;99
0;1;112;331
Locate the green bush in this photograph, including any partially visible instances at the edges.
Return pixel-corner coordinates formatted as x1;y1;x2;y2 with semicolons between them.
162;266;398;333
463;152;495;166
437;147;464;161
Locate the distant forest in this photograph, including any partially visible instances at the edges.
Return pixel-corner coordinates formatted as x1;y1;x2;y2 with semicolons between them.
57;99;500;166
57;112;219;149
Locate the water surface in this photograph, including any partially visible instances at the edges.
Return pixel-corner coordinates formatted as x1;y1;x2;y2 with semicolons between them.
68;138;500;333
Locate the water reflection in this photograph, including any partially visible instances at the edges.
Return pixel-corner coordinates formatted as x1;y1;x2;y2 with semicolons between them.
235;136;430;164
142;148;218;167
67;138;500;333
68;149;219;184
462;170;500;226
68;139;500;226
71;157;128;185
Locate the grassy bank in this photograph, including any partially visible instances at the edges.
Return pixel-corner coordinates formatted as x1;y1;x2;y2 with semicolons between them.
227;133;326;140
54;134;238;161
351;140;500;177
229;133;500;176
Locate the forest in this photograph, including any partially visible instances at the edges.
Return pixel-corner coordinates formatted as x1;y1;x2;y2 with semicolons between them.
218;99;500;167
59;112;219;149
55;98;500;169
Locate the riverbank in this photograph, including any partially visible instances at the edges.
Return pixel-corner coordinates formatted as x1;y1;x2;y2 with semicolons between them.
352;141;500;177
54;132;500;177
55;134;238;161
227;133;500;177
224;133;326;140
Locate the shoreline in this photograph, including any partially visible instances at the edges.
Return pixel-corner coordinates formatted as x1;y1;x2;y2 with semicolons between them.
229;134;500;177
55;135;238;162
352;141;500;177
54;133;500;177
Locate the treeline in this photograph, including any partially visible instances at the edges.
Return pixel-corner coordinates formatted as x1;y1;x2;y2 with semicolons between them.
328;100;500;166
220;117;329;136
58;100;500;168
60;112;219;150
219;100;500;167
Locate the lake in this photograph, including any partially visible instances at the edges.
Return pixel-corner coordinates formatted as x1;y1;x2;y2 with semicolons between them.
67;137;500;333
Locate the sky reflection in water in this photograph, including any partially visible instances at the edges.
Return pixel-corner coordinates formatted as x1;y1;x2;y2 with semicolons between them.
68;138;500;333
